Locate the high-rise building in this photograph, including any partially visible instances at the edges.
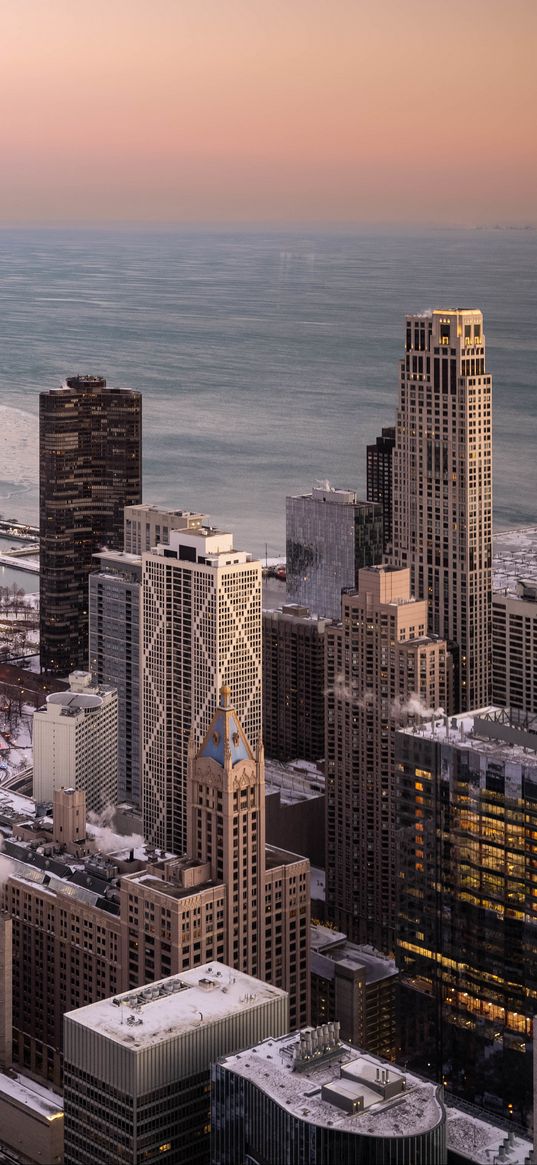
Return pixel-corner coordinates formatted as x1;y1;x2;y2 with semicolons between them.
63;964;288;1165
89;549;142;805
492;578;537;716
286;483;383;620
263;604;327;763
366;425;395;551
141;524;262;856
212;1026;447;1165
33;671;118;812
39;375;141;675
390;310;492;711
325;566;450;950
396;706;537;1125
123;503;205;555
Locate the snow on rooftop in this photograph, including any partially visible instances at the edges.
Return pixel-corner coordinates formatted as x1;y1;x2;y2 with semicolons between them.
398;707;537;768
493;527;537;594
0;1071;63;1121
66;963;287;1050
265;758;325;804
446;1107;532;1164
221;1036;443;1137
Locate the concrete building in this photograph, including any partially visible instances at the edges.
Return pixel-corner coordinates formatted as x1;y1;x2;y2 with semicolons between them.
492;578;537;716
124;503;205;555
63;964;288;1165
263;604;327;763
325;565;450;949
310;924;398;1060
367;425;396;552
212;1026;447;1165
89;549;142;805
33;671;118;813
396;707;537;1125
40;375;141;675
286;483;383;620
390;309;493;711
141;524;262;856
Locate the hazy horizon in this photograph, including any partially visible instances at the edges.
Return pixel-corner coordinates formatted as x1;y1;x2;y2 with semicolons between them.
1;0;535;226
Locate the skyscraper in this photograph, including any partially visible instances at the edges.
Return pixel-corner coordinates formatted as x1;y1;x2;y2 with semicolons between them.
141;524;262;856
396;707;537;1125
366;425;395;551
286;483;383;620
89;549;142;805
325;566;449;950
492;578;537;716
390;310;492;711
263;604;327;763
39;375;141;675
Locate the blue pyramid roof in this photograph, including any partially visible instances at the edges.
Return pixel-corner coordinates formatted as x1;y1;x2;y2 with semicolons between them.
199;687;253;767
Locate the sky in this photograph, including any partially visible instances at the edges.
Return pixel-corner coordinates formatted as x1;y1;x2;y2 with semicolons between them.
0;0;535;225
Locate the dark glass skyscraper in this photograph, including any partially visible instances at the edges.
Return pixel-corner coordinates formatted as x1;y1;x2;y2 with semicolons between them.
366;425;395;551
40;376;141;675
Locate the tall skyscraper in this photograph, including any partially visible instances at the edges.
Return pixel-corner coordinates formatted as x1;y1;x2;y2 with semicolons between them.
366;425;395;551
89;549;142;805
39;375;141;675
325;566;449;950
263;604;327;763
286;483;383;620
141;524;262;856
396;707;537;1125
390;310;492;711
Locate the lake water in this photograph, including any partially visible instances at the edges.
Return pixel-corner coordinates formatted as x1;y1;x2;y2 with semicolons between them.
0;226;536;556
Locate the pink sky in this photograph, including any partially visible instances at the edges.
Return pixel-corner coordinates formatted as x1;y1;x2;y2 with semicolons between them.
0;0;535;224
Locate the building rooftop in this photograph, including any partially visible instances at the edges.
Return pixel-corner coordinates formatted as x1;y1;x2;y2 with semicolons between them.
398;707;537;775
65;963;287;1050
0;1071;63;1122
219;1031;443;1137
445;1105;532;1165
493;527;537;593
310;926;398;986
265;759;325;804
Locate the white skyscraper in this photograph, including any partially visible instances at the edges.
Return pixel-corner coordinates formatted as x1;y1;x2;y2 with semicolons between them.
141;525;262;855
391;308;492;711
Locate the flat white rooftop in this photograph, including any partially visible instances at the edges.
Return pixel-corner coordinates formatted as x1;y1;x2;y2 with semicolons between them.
0;1071;63;1121
65;963;287;1050
398;707;537;768
220;1035;442;1137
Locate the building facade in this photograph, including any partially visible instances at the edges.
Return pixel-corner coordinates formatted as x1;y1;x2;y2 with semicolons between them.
366;425;395;552
263;604;327;763
33;672;118;812
141;525;262;856
124;504;205;555
396;707;537;1126
390;310;492;711
212;1027;446;1165
63;965;288;1165
89;549;142;805
492;579;537;716
310;925;398;1060
286;483;383;620
325;565;450;950
39;375;141;675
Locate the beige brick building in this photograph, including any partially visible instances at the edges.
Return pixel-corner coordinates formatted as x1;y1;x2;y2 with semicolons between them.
391;309;492;711
325;566;450;950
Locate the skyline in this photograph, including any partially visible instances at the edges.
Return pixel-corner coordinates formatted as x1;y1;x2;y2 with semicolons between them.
1;0;536;225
